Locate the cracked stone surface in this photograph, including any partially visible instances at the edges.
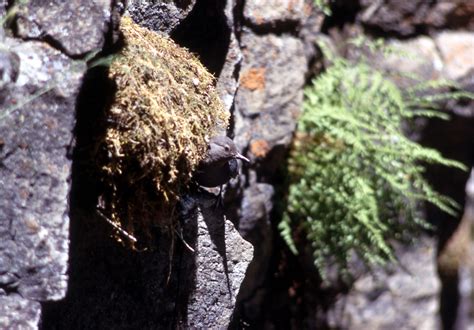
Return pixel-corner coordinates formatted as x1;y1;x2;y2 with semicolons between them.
0;36;85;300
127;0;196;34
15;0;115;57
0;0;118;327
0;36;85;327
243;0;309;27
225;4;310;324
0;296;41;330
215;0;242;112
187;207;254;328
327;238;440;330
359;0;474;36
434;31;474;81
0;1;5;17
234;31;306;157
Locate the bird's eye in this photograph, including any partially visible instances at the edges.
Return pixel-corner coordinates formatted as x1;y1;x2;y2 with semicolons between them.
224;145;230;152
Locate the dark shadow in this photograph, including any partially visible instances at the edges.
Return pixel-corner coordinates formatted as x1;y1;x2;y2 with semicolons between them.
321;0;361;34
439;272;460;330
40;58;198;330
171;0;231;78
420;114;474;330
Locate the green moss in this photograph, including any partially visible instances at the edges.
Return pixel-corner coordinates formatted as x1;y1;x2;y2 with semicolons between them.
280;42;467;279
99;16;228;247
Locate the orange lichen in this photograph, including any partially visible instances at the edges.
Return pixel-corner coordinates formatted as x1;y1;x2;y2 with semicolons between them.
250;139;270;158
240;67;266;90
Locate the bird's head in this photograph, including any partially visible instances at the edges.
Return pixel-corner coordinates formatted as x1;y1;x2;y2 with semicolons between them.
207;136;250;164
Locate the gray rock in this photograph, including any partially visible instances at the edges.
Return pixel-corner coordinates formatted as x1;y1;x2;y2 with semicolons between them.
0;38;84;330
327;238;440;330
358;0;474;36
234;31;306;157
238;183;274;244
364;33;474;118
0;37;85;305
374;36;444;88
0;1;6;17
187;207;254;328
0;2;119;330
226;4;309;326
215;0;242;112
243;0;308;27
359;33;473;94
232;183;274;321
127;0;196;34
0;49;19;89
0;296;41;330
38;190;253;329
299;3;325;81
221;8;309;324
434;31;474;81
358;0;432;36
15;0;114;57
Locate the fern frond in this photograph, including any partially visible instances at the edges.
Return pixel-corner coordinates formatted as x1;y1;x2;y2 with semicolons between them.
280;45;469;279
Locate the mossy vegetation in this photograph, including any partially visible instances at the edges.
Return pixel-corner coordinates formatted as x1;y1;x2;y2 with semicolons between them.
279;40;468;279
99;16;228;247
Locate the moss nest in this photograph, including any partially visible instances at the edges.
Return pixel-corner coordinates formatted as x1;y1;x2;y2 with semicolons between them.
99;16;228;247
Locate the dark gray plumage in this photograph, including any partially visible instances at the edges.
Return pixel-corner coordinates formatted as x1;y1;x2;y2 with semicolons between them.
194;136;249;188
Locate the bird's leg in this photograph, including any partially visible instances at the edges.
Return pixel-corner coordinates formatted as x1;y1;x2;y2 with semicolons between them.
213;185;224;209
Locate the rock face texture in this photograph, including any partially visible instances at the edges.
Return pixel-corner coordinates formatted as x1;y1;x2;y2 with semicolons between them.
359;0;474;36
2;0;473;329
40;190;253;329
228;2;314;324
0;1;121;328
128;0;196;35
15;0;119;57
187;206;253;328
328;239;441;330
2;0;254;328
0;36;83;299
0;23;83;330
0;297;41;329
128;1;316;326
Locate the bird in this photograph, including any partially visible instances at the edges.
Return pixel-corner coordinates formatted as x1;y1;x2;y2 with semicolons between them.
194;135;249;190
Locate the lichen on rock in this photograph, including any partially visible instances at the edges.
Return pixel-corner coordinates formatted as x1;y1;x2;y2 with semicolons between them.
99;16;229;247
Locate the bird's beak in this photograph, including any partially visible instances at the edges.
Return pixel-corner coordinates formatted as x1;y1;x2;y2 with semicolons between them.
235;152;250;163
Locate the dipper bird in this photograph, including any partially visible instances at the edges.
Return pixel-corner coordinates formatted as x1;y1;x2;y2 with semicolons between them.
194;136;249;189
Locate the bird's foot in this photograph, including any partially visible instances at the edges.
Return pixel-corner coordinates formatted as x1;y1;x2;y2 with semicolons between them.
194;185;224;209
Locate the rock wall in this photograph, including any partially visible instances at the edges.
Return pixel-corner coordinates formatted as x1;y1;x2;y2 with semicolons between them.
1;0;121;328
310;2;474;329
1;0;473;329
3;0;260;328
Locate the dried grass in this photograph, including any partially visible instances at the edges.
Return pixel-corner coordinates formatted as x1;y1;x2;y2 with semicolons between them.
99;16;228;247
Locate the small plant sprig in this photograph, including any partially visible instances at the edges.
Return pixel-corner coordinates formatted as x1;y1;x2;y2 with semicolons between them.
279;39;469;279
313;0;331;16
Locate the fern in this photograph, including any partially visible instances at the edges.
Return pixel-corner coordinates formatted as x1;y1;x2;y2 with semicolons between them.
280;41;469;279
313;0;331;15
